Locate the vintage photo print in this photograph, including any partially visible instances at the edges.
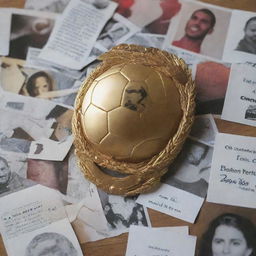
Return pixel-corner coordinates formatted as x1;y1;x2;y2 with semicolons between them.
1;57;77;106
223;10;256;63
0;149;35;198
162;138;214;198
97;188;150;234
97;13;140;50
166;1;232;59
9;9;56;60
195;203;256;256
24;231;78;256
194;58;231;115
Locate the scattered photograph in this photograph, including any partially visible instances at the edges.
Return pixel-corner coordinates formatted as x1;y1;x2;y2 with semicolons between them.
25;232;78;256
196;204;256;256
1;57;77;106
97;13;140;50
245;105;256;120
223;10;256;63
0;150;35;198
162;138;213;198
98;188;150;234
165;1;232;59
9;10;56;60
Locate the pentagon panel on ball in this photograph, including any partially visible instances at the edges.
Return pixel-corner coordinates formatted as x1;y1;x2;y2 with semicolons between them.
73;44;195;196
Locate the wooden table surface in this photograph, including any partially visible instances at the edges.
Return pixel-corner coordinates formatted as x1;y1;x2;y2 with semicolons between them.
0;0;255;255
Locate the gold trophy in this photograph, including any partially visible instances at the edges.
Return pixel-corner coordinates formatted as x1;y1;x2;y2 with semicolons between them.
73;44;195;195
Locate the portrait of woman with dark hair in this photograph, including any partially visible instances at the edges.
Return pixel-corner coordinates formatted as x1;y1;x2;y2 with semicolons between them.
26;71;53;97
199;213;256;256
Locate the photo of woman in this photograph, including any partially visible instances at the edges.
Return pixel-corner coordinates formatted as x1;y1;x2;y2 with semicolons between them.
26;71;53;97
199;213;256;256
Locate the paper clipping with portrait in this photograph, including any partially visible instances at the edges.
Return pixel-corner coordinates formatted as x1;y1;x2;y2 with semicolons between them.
125;225;197;256
196;202;256;256
137;132;215;222
0;57;78;106
223;10;256;63
221;63;256;127
96;13;140;51
163;0;232;60
0;185;83;256
0;149;35;198
207;133;256;209
97;187;151;238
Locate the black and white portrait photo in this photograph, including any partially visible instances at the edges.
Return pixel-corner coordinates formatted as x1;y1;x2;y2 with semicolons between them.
199;213;256;256
162;138;213;198
223;10;256;63
245;105;256;121
0;154;35;197
235;16;256;55
98;189;149;232
1;57;77;106
97;13;139;50
25;232;78;256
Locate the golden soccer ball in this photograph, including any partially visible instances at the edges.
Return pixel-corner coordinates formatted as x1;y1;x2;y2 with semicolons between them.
73;44;195;195
81;63;182;162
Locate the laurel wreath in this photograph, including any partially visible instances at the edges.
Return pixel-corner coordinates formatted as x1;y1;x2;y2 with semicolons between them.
72;44;195;195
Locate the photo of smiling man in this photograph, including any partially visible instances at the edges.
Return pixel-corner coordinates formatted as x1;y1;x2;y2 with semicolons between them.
169;2;231;59
172;8;216;54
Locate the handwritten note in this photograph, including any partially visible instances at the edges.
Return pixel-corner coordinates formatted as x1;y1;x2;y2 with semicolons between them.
137;184;204;223
207;133;256;208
